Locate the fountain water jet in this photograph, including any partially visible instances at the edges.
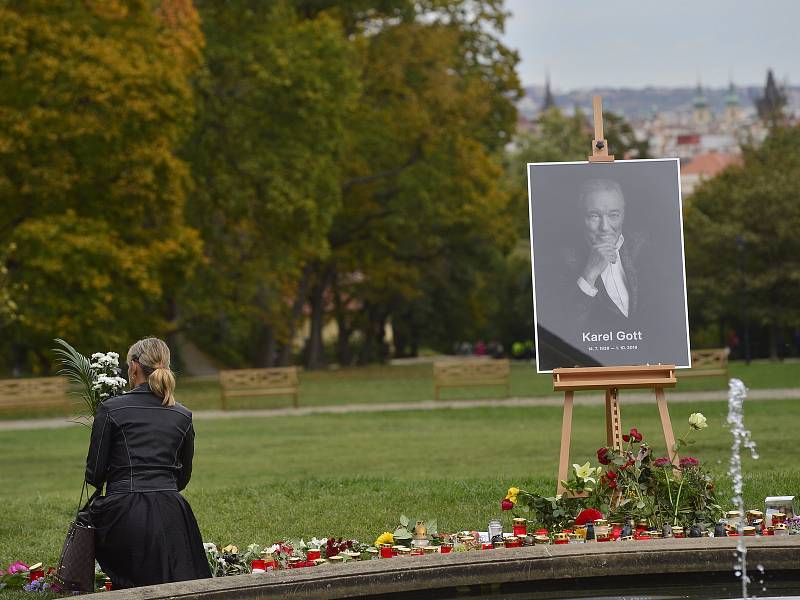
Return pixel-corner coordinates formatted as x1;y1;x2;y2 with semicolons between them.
727;378;759;599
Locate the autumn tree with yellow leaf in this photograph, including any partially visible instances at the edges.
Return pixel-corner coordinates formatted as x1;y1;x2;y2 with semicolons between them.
0;0;203;370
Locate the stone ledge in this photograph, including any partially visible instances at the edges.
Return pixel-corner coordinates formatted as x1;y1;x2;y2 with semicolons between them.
105;537;800;600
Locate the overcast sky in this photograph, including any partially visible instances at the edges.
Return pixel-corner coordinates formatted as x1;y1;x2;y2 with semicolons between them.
501;0;799;90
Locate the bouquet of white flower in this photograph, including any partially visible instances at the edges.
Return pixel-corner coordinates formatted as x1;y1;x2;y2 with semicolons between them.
53;338;127;423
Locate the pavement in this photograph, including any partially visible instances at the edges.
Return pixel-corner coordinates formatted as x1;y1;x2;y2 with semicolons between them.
1;387;799;432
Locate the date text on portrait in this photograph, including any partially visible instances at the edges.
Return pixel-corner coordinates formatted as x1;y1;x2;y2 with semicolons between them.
587;345;639;352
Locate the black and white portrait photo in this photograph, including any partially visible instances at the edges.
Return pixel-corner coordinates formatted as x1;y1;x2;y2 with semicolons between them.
527;159;691;372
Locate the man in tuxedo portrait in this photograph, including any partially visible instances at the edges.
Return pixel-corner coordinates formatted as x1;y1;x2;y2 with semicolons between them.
569;178;645;330
534;176;653;369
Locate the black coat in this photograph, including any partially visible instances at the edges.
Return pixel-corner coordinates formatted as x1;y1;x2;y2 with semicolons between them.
86;384;194;493
85;384;210;589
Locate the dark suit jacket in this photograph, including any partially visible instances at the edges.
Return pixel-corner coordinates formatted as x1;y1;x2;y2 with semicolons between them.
85;383;195;494
564;231;646;330
536;231;650;370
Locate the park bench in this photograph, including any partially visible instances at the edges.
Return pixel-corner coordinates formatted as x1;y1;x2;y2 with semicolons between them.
219;367;299;410
433;359;511;401
0;376;70;413
679;348;729;379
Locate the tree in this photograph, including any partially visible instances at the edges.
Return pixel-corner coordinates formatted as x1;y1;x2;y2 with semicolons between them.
0;0;203;371
685;124;800;360
182;1;358;367
301;1;522;367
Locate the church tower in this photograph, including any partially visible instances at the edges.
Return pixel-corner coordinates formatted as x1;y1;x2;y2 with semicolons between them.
542;71;556;111
692;81;711;129
724;81;740;127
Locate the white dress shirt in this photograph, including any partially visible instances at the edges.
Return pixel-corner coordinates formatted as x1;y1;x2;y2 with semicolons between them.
577;234;630;318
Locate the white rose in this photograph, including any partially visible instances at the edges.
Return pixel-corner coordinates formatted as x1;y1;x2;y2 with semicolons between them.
688;412;708;430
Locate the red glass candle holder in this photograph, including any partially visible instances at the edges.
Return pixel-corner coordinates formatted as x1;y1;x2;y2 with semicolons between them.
306;549;321;561
251;559;266;572
29;570;45;582
440;545;453;554
104;580;112;591
481;542;494;550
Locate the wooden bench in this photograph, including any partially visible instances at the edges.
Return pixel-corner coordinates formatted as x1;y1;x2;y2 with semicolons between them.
679;348;729;379
219;367;299;410
433;359;511;401
0;377;70;413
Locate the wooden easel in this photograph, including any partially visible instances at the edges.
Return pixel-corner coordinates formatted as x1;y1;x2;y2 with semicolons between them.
588;95;614;163
553;96;678;495
554;365;679;494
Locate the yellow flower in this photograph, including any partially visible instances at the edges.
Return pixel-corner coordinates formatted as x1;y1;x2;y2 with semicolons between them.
374;532;394;546
508;495;518;505
507;487;520;497
222;544;238;554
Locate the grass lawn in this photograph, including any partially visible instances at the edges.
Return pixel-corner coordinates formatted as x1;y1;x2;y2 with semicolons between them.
3;358;798;420
0;396;795;578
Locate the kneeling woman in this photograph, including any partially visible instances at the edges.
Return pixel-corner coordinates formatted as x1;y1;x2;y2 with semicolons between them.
86;337;211;588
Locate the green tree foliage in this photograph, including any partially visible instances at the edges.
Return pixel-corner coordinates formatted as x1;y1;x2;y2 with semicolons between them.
685;124;800;359
0;0;203;371
183;1;358;366
304;1;522;366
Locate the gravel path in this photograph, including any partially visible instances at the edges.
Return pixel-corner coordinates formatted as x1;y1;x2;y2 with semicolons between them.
1;387;798;432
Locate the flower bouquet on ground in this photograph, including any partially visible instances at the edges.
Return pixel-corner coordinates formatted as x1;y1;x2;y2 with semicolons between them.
0;561;30;590
53;338;127;424
591;413;723;528
502;413;723;532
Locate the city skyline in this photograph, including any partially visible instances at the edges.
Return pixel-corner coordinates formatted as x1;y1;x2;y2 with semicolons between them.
502;0;799;90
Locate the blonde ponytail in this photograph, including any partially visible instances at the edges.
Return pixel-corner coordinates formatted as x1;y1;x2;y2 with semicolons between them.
149;366;176;407
126;337;176;406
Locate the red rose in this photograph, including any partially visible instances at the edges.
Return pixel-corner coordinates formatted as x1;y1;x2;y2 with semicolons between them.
622;434;630;442
501;499;514;511
653;457;671;468
597;447;611;465
629;428;643;442
608;480;617;489
575;508;603;525
679;456;699;468
606;470;617;480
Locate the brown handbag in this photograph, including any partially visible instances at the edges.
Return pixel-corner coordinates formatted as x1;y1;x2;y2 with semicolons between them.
54;481;98;592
